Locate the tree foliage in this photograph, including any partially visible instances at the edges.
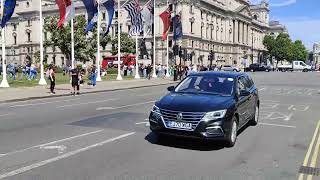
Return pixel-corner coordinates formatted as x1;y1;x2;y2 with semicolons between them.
111;33;135;56
43;15;111;64
263;33;308;64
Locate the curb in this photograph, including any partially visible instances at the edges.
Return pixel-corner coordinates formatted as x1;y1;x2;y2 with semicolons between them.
0;81;176;104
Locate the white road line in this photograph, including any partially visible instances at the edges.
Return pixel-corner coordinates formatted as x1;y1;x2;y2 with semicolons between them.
137;92;162;97
96;101;155;111
259;88;266;91
1;130;104;158
0;154;6;157
10;98;81;108
56;99;117;108
259;123;296;128
0;132;135;180
0;114;11;117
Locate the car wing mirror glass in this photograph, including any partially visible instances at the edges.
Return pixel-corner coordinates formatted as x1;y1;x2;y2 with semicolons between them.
240;90;250;96
167;86;175;92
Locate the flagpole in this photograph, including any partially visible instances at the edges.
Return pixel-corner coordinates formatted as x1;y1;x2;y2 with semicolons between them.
134;34;140;79
71;18;75;69
0;0;9;88
165;0;170;77
151;0;157;78
39;0;47;85
96;2;102;81
116;0;123;80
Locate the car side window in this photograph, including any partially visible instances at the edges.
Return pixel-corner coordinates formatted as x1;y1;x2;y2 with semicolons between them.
244;76;253;89
237;77;246;95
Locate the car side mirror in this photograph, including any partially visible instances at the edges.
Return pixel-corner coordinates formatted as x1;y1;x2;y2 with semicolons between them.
167;86;175;92
240;90;250;97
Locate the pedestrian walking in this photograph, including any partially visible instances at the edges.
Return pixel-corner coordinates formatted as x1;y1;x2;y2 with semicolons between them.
91;65;97;87
146;64;152;80
49;65;56;94
70;66;80;95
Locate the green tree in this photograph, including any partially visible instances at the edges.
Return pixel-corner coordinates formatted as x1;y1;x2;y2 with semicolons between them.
44;15;111;64
111;32;135;55
263;33;308;64
34;50;48;64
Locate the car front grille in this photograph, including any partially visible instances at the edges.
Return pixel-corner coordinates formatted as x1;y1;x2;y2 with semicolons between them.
159;108;205;131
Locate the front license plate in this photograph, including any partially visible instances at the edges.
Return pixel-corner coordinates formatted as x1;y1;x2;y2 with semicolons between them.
167;121;192;130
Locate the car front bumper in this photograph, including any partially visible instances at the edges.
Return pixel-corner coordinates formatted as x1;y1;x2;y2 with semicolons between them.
149;112;232;140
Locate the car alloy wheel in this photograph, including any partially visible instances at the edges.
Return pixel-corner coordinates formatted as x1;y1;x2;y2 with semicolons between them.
231;121;237;143
225;118;238;147
251;106;259;126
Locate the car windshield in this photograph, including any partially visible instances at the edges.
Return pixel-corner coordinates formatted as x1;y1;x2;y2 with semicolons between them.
175;75;234;96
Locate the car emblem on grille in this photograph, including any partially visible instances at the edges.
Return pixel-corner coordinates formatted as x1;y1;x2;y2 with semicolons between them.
177;113;183;121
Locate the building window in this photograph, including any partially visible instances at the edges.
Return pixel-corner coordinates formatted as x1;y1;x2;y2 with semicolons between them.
191;41;194;48
27;47;31;53
190;22;193;33
27;32;31;42
102;12;106;20
189;5;193;14
201;26;203;38
115;11;119;18
13;35;17;45
13;24;16;31
26;1;30;7
27;20;31;27
128;25;131;32
52;56;56;65
201;11;203;19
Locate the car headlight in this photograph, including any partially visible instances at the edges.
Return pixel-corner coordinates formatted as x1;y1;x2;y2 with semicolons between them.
202;110;227;122
151;105;161;114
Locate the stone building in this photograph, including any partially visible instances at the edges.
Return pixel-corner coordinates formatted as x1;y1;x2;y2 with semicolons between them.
269;20;288;37
313;43;320;65
1;0;278;67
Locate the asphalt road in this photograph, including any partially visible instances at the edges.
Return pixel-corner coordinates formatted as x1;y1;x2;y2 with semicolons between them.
0;72;320;180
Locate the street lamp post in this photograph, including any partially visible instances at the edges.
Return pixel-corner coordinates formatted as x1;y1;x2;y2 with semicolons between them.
116;0;123;81
0;0;9;88
38;0;47;85
96;2;102;82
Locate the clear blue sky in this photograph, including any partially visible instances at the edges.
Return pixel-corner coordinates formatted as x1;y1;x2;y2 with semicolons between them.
251;0;320;51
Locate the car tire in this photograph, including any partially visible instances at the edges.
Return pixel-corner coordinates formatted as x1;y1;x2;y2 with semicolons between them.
250;105;259;126
225;117;238;147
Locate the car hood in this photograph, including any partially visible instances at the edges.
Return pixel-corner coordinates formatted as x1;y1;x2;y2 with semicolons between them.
157;93;234;112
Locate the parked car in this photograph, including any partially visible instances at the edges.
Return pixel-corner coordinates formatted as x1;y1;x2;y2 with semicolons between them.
246;63;271;72
277;61;312;72
149;71;260;147
221;65;240;72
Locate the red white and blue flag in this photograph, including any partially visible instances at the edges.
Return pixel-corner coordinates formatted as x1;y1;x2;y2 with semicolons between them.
56;0;75;28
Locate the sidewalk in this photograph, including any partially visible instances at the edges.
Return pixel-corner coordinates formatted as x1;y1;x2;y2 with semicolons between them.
0;78;175;103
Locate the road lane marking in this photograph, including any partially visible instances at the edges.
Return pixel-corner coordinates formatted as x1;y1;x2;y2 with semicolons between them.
298;120;320;180
135;122;150;127
10;98;81;108
0;114;11;117
0;132;135;180
307;132;320;180
56;99;117;108
259;88;266;91
40;145;67;154
259;122;296;128
1;130;104;158
96;100;155;111
0;154;6;157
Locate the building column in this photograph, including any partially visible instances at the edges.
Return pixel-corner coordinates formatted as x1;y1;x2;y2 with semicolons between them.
243;23;247;45
217;16;221;42
213;15;217;41
234;20;238;43
239;21;243;44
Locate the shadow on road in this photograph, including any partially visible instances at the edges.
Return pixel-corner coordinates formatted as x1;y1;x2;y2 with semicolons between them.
145;132;225;151
144;122;252;151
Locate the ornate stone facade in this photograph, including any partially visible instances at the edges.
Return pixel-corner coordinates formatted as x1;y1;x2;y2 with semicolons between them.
1;0;276;67
313;43;320;65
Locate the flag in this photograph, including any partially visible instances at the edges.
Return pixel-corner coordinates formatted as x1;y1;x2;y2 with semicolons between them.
124;0;143;37
55;0;67;28
82;0;98;32
64;0;75;24
101;0;115;36
141;0;153;38
172;12;183;40
1;0;17;28
159;8;171;41
56;0;75;28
